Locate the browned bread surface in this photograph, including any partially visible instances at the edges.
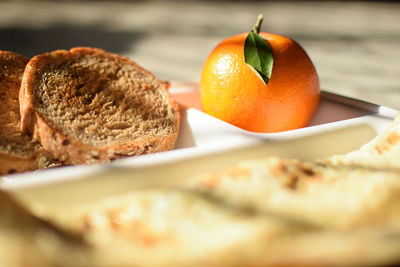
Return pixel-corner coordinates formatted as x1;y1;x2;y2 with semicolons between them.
0;51;53;175
20;47;180;165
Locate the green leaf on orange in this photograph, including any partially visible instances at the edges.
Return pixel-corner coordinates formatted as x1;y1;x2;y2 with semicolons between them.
244;30;273;85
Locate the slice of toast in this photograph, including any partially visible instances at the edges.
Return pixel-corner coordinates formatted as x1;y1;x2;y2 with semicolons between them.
0;51;54;175
20;47;180;165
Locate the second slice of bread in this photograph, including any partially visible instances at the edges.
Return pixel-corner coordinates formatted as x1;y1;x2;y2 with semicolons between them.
20;47;180;165
0;51;54;175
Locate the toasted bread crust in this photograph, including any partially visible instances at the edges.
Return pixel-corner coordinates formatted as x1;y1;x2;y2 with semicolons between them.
20;47;180;165
0;51;53;175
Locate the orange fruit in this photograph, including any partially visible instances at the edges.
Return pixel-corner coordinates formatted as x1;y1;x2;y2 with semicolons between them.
200;24;320;133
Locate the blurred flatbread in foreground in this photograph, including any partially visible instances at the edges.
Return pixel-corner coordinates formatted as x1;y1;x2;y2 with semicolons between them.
3;163;400;266
23;188;400;267
0;190;90;267
326;112;400;170
188;157;400;230
72;190;311;267
2;115;400;266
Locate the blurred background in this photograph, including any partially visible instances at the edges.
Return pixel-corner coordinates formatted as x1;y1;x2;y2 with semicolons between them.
0;0;399;109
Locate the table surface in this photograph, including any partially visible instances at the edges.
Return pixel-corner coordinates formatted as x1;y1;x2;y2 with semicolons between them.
1;0;399;109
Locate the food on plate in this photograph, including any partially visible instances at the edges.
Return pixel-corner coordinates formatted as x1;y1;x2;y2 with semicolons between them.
326;113;400;170
189;157;400;229
19;47;180;165
59;186;400;267
200;15;320;133
2;113;400;266
4;188;400;267
0;51;54;175
0;190;90;267
49;190;311;267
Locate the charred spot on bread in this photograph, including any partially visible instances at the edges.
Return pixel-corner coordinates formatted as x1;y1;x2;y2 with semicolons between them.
7;169;17;174
62;139;70;146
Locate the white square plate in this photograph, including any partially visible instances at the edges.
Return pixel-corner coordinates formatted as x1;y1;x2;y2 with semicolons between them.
1;82;397;196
